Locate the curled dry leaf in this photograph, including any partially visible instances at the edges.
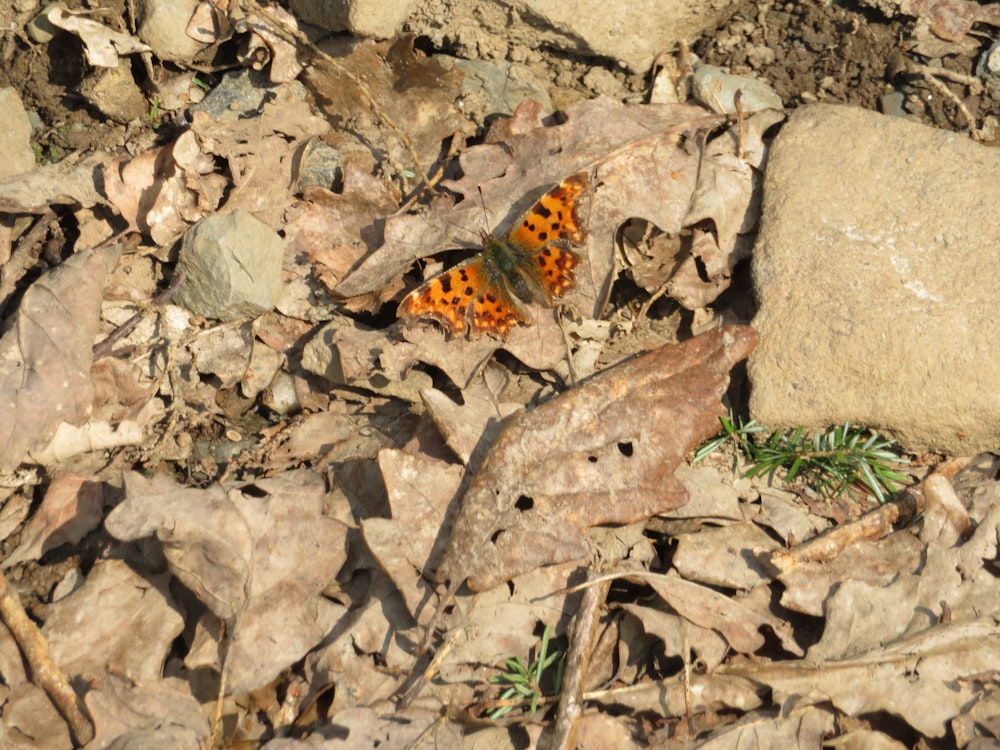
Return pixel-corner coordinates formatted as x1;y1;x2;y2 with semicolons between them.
436;324;758;592
46;7;151;67
105;470;349;695
0;244;121;471
103;131;225;245
1;472;105;569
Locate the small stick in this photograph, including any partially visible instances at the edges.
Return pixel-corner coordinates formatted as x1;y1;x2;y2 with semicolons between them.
910;62;984;142
396;626;463;709
0;569;94;746
92;271;185;359
734;89;745;160
550;569;609;750
0;208;57;314
766;487;923;572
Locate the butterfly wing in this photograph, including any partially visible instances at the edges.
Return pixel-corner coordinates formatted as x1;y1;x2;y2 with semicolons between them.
508;172;589;251
506;172;589;304
399;255;529;338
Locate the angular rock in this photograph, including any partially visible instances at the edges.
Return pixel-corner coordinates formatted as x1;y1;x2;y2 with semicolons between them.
175;210;283;321
749;104;1000;454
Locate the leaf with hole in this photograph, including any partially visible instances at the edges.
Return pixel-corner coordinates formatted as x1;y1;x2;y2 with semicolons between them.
435;325;759;592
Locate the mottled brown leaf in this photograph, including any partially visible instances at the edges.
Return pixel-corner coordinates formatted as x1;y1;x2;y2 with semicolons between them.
436;324;758;591
0;244;120;471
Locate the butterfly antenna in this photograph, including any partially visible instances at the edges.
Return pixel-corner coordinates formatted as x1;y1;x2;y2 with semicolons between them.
476;184;495;234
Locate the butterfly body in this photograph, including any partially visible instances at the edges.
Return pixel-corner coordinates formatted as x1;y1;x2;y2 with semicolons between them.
399;172;590;339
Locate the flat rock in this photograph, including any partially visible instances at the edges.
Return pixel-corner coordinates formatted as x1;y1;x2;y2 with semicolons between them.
406;0;744;73
0;88;35;179
749;104;1000;455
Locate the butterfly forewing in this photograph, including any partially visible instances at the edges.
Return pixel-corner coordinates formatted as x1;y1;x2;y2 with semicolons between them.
399;171;591;339
509;172;589;251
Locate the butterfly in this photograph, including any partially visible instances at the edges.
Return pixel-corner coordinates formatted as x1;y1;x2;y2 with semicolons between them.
398;172;590;339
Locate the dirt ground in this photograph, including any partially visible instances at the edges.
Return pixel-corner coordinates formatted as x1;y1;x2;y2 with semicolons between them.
0;0;998;748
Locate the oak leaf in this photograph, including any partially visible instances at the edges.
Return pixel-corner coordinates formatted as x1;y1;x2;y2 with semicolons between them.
436;325;758;591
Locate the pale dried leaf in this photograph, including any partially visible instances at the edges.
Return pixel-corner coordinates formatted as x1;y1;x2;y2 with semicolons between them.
620;603;729;672
0;151;111;213
420;382;520;466
48;7;150;67
672;523;780;590
742;618;1000;738
694;706;835;750
0;244;120;471
103;132;223;244
85;674;210;749
644;572;801;656
441;560;584;679
363;450;463;623
105;470;348;695
43;560;183;688
1;472;105;568
778;533;924;616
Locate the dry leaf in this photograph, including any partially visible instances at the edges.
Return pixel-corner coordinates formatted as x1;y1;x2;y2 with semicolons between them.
43;560;183;689
363;449;463;623
103;131;224;245
0;244;120;471
1;472;105;569
47;7;150;67
105;470;349;695
644;571;801;656
436;324;758;592
0;151;111;214
85;674;210;748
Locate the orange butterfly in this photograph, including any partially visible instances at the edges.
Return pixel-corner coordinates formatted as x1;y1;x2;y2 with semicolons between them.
398;172;590;339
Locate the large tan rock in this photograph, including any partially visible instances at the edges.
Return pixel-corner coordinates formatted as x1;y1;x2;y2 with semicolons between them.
749;105;1000;455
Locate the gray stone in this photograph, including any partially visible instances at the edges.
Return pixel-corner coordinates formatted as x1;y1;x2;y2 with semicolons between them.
749;104;1000;455
136;0;209;62
188;68;305;123
0;88;36;179
290;0;416;38
446;57;553;116
175;211;283;322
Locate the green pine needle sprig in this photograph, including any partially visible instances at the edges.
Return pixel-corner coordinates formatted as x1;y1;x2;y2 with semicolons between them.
695;412;911;502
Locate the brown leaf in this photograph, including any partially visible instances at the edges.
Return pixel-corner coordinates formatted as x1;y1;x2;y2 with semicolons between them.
0;244;120;471
1;472;106;569
85;673;210;748
105;470;349;695
363;449;463;624
436;324;758;592
43;560;183;689
644;572;801;656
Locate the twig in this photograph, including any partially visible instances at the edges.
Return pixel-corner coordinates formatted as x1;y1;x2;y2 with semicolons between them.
765;486;923;573
209;619;228;749
396;626;463;709
0;569;94;746
419;579;461;655
0;208;57;314
909;62;984;142
92;271;185;359
549;569;609;750
241;0;433;191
